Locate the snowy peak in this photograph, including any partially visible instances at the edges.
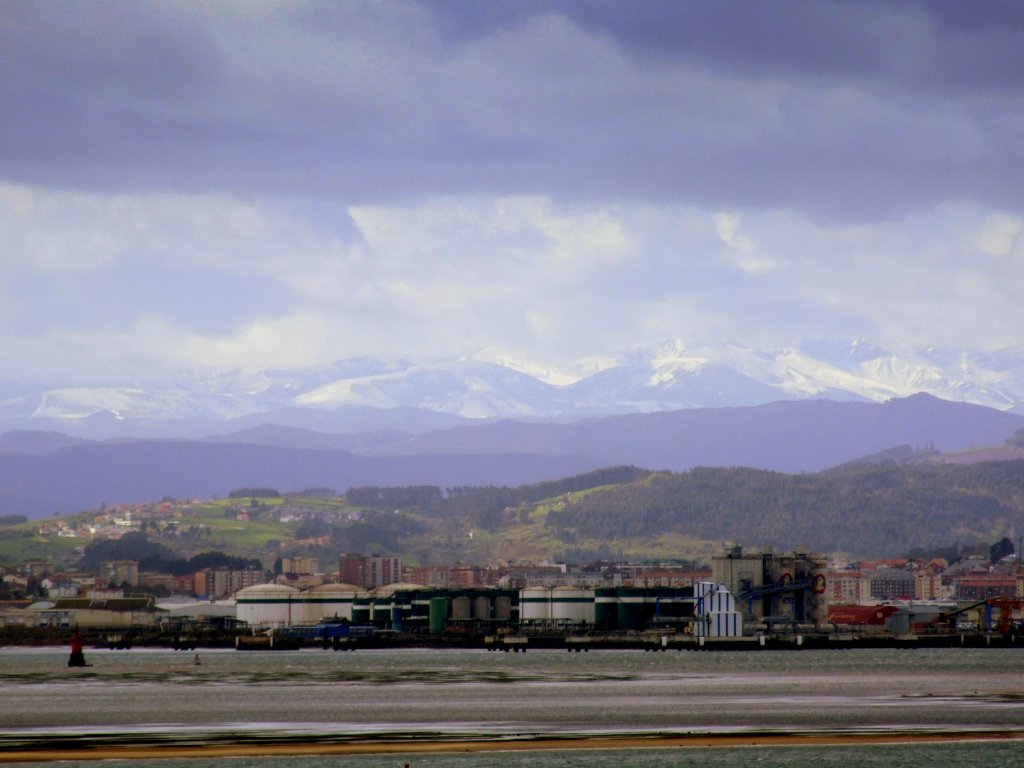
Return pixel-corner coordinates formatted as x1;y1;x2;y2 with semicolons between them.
296;358;562;419
4;339;1024;438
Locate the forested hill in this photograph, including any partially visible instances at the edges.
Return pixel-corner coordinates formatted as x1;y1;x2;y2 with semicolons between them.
343;462;1024;559
543;462;1024;558
349;465;652;528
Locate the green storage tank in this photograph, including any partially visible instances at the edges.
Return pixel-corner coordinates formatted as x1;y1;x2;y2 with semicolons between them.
595;587;618;631
616;587;647;632
352;596;372;625
429;596;449;635
372;599;392;624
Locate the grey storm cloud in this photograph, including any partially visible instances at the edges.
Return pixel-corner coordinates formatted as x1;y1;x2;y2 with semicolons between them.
2;0;1024;387
1;0;1021;220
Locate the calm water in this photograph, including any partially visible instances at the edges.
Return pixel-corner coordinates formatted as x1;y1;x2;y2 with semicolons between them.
1;646;1023;766
3;745;1020;768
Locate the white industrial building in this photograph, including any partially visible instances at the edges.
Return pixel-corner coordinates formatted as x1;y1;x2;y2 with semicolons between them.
693;582;744;638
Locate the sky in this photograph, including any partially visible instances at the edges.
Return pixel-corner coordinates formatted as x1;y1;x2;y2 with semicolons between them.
2;0;1024;387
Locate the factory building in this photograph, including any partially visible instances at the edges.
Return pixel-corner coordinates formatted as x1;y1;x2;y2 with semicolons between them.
693;582;744;637
2;596;158;629
712;547;829;630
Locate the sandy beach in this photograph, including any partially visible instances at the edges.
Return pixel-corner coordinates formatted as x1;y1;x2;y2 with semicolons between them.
4;729;1024;763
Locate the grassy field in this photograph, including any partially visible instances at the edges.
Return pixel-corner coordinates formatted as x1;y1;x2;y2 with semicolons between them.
0;483;721;571
0;533;87;566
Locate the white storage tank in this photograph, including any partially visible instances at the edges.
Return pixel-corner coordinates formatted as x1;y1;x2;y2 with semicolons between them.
235;583;300;628
520;587;551;622
550;587;595;624
302;583;360;624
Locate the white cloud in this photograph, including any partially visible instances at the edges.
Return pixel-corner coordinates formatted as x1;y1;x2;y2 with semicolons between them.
348;196;632;285
0;183;35;220
977;213;1023;260
179;312;342;372
0;183;337;276
2;183;1024;384
713;211;778;274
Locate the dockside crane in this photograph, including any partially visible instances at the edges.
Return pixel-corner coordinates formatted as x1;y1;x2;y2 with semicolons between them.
938;597;1023;635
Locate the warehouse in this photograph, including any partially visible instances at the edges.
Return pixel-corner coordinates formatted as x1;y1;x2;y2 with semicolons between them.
712;546;829;630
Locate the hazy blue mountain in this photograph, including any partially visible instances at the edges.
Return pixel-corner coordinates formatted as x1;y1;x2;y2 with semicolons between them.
5;393;1024;518
0;442;604;518
361;394;1024;473
0;430;89;455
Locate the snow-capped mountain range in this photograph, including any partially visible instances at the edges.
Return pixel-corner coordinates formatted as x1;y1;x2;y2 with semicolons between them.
3;339;1024;439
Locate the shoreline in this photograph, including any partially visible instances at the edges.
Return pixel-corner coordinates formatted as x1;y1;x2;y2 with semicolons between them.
3;730;1024;763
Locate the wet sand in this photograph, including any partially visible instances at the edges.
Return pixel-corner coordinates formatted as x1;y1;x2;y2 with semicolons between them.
3;729;1024;763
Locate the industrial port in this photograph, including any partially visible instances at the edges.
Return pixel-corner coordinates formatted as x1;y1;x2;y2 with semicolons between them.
5;547;1022;653
233;545;1015;648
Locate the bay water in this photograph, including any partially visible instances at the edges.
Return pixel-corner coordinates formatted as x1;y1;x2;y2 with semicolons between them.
2;646;1023;766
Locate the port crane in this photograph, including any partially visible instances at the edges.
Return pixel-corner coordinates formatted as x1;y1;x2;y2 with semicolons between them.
938;597;1023;635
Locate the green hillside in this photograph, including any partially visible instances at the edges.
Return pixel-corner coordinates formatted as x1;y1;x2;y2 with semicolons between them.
346;462;1024;560
545;462;1024;557
5;461;1024;571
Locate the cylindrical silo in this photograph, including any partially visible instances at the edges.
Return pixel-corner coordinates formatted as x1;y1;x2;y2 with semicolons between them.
235;584;300;628
595;586;618;631
451;596;472;620
303;583;359;624
429;597;449;634
372;598;392;625
550;587;595;624
520;587;551;622
473;595;492;620
494;595;512;622
807;558;829;629
616;587;647;632
352;596;372;625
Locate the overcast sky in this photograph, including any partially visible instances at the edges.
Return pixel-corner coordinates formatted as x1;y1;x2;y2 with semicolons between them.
2;0;1023;386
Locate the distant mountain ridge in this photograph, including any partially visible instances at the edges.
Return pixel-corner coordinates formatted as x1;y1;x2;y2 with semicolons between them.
348;394;1024;473
3;339;1024;439
3;394;1024;518
0;443;604;519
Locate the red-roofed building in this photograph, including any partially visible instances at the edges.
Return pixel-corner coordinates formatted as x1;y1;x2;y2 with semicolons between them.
957;576;1017;601
828;604;899;632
